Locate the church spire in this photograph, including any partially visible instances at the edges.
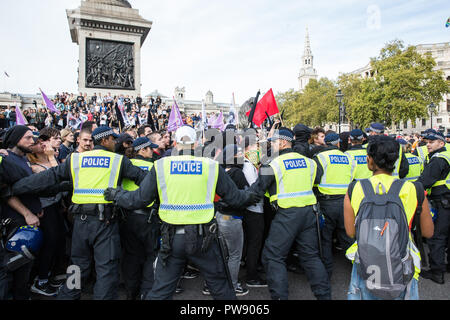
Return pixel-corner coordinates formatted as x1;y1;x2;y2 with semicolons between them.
298;26;318;92
304;26;312;57
302;26;313;67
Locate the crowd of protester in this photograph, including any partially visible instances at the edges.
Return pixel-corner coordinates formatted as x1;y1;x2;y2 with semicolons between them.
0;89;449;300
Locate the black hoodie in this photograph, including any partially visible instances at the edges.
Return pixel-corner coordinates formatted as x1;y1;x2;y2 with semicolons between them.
292;124;312;158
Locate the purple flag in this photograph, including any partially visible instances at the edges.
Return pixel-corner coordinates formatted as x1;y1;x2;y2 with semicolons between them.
40;88;61;115
167;98;184;132
15;105;28;125
210;112;225;131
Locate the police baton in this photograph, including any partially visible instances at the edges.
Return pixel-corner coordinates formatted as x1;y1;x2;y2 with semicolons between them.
312;204;324;260
216;228;234;290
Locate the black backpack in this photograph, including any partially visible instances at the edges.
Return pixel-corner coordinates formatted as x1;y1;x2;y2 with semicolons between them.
355;179;414;299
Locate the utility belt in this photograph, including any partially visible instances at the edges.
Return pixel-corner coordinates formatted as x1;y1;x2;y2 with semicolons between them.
131;207;160;225
429;196;450;210
69;203;118;222
317;194;345;201
159;219;218;266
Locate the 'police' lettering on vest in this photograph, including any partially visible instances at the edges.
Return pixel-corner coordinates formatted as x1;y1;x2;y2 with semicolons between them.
354;155;367;164
139;166;149;171
329;155;349;165
283;158;307;170
407;157;420;165
170;161;203;175
81;157;110;168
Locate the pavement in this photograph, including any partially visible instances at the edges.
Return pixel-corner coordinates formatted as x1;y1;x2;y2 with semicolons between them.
30;249;450;300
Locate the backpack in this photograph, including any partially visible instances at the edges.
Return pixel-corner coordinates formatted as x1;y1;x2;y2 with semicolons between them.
354;179;414;300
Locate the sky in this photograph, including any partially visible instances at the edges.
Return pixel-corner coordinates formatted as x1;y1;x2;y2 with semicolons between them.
0;0;448;105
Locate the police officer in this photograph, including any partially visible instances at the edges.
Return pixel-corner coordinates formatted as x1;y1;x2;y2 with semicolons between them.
417;130;450;284
399;139;423;182
12;126;148;299
120;137;160;300
366;123;409;179
249;128;331;300
413;130;431;164
104;125;259;300
313;133;354;278
345;129;372;181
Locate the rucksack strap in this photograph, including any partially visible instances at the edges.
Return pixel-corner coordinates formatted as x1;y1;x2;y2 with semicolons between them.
387;179;406;198
359;179;378;201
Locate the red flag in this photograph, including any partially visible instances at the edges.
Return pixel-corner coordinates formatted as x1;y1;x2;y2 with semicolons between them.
245;89;279;127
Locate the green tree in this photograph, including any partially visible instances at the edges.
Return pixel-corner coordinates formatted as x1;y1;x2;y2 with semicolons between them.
277;78;338;128
350;39;449;128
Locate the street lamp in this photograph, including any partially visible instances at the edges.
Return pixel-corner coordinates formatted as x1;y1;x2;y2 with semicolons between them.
336;89;344;134
429;102;436;129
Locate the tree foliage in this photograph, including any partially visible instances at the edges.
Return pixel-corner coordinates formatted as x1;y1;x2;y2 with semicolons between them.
277;39;450;130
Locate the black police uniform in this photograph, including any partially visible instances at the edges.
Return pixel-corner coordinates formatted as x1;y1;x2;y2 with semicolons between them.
12;145;147;299
249;148;331;300
417;146;450;281
110;149;254;300
313;145;354;279
120;155;160;300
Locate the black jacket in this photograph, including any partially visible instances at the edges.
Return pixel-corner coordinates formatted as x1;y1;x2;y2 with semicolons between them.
12;145;147;198
417;146;450;199
111;149;252;211
218;164;249;216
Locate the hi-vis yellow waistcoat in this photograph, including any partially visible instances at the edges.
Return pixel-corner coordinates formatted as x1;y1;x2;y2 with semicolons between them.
404;153;423;182
70;150;123;204
429;150;450;193
122;158;154;207
392;145;403;178
155;155;219;225
345;148;372;181
268;152;317;209
315;150;354;195
345;174;422;280
416;145;429;165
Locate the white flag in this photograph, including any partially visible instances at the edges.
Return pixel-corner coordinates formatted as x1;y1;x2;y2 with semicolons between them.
227;93;237;125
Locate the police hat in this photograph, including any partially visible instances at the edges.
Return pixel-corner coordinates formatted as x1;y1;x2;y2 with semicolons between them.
92;126;119;141
396;138;408;145
424;129;445;142
349;129;364;140
369;122;385;133
133;137;158;151
325;133;340;145
268;129;294;142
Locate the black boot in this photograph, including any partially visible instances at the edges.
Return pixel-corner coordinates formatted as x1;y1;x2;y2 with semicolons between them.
420;270;445;284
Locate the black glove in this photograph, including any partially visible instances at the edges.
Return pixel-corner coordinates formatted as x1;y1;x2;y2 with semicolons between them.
246;192;262;206
104;187;120;202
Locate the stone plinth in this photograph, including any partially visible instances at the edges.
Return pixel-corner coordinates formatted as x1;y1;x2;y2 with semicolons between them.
67;0;152;97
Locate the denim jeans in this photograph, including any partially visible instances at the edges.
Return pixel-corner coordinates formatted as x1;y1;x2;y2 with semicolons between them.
216;212;244;289
347;263;419;300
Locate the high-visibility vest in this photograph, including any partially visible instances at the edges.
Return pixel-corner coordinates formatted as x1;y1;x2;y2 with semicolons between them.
70;149;123;204
122;158;154;207
155;155;219;225
429;150;450;193
404;153;422;182
315;150;354;195
345;148;372;181
345;174;422;280
392;145;403;178
268;152;317;209
416;145;429;165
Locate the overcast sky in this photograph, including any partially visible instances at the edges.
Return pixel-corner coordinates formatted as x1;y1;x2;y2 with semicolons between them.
0;0;448;104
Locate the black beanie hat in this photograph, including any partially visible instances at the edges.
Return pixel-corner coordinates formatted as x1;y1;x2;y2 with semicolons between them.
3;125;31;149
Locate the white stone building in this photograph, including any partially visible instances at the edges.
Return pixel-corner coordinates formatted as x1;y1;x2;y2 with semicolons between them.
145;87;233;117
349;42;450;134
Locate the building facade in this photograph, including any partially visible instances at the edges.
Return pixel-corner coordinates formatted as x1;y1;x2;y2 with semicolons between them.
350;42;450;134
